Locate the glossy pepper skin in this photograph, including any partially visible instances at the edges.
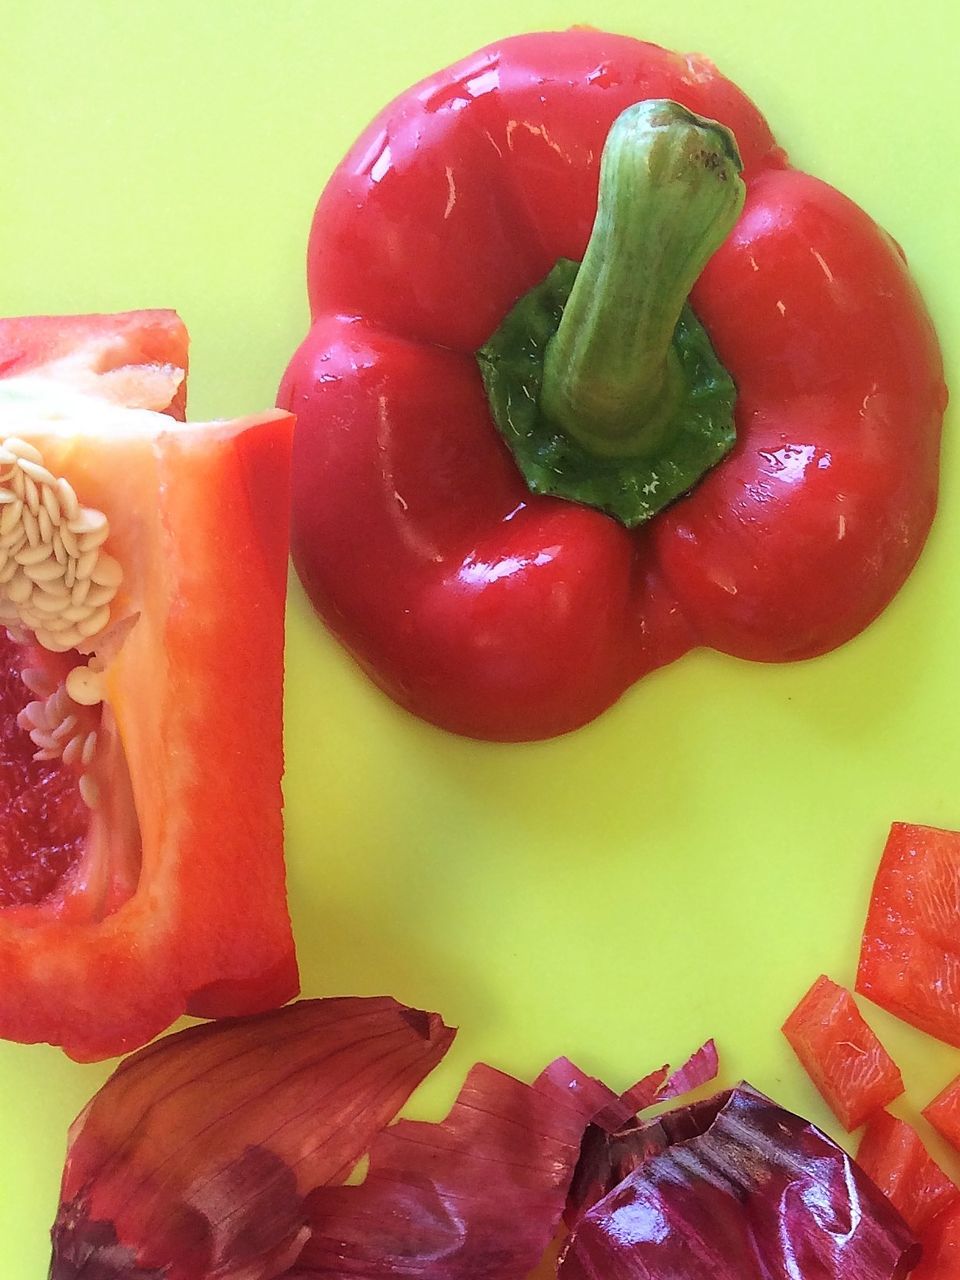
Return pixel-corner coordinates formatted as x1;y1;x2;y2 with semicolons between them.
280;29;947;742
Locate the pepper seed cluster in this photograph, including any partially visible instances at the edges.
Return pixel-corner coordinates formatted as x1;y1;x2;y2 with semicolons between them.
0;436;122;653
0;434;122;809
18;665;102;809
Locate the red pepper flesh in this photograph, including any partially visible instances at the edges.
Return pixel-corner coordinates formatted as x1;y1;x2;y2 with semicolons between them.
782;974;904;1131
857;823;960;1048
912;1201;960;1278
855;1110;958;1235
0;311;297;1061
280;29;946;741
923;1072;960;1153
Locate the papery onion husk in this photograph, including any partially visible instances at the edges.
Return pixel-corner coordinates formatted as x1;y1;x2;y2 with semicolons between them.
49;997;454;1280
288;1057;617;1280
558;1083;921;1280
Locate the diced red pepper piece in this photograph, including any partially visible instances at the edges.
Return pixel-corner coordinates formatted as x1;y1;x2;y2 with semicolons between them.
923;1073;960;1152
782;974;904;1130
857;823;960;1047
912;1201;960;1278
856;1110;958;1234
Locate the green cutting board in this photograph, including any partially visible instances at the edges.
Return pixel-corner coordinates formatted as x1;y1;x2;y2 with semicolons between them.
2;1;958;1274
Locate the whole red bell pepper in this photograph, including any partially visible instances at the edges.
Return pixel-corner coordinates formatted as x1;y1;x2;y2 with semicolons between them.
280;29;946;742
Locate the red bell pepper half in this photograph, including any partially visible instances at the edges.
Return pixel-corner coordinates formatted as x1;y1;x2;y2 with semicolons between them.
857;823;960;1048
0;311;297;1061
280;28;946;741
782;974;904;1131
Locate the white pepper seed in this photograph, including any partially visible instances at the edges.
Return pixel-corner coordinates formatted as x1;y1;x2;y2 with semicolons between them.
36;630;76;652
30;590;70;615
68;507;107;535
0;529;26;551
22;475;40;516
52;714;78;741
76;605;111;637
76;549;98;580
7;573;32;604
17;459;57;488
90;554;122;588
15;543;53;566
59;525;80;558
65;665;104;706
83;583;117;609
0;500;23;536
56;626;84;649
24;558;66;583
20;668;53;697
4;439;43;465
35;575;70;596
37;613;73;632
79;774;100;809
41;485;61;524
78;526;110;552
56;478;79;520
22;508;40;547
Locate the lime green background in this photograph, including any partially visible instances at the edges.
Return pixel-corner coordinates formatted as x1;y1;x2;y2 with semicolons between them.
2;1;959;1273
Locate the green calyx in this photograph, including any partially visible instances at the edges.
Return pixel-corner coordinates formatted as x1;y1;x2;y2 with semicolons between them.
477;99;746;528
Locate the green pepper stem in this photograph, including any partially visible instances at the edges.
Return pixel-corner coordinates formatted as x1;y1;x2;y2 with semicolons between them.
540;100;745;458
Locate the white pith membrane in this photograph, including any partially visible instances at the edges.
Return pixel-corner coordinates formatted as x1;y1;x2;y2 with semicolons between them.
0;435;122;811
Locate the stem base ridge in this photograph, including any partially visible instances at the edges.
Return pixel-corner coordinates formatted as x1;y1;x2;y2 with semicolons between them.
478;259;736;528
